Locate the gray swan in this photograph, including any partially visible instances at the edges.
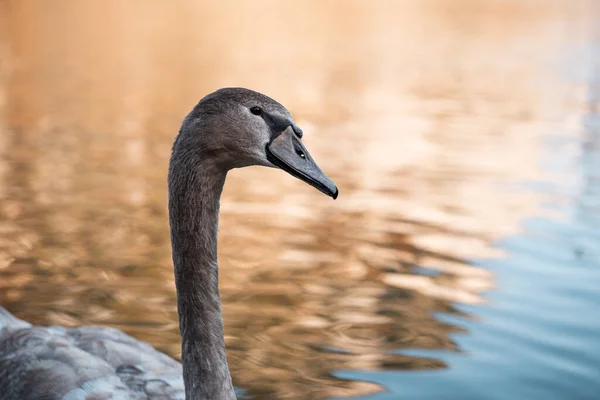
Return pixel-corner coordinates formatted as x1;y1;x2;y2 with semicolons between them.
0;88;338;400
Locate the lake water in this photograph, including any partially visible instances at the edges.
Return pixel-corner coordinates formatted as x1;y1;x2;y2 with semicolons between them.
0;1;599;399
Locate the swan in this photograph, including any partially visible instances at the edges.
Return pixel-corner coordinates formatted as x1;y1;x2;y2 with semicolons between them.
0;88;338;400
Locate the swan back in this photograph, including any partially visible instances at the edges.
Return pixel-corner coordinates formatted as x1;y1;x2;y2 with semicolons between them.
0;307;184;400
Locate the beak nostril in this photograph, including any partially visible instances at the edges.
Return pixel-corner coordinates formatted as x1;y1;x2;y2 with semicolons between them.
267;125;338;199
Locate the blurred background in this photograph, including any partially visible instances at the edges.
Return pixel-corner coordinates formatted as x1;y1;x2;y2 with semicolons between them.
0;1;599;399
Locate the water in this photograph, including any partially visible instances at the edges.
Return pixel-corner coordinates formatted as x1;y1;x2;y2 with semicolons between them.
0;1;599;399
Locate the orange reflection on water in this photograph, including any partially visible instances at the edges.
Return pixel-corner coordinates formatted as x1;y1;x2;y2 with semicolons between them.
0;1;596;399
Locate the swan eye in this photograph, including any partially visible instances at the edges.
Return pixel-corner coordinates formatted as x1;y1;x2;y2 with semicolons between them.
296;148;306;159
250;106;262;116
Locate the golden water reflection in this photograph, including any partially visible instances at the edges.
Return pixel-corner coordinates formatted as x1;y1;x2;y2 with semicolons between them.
0;1;596;399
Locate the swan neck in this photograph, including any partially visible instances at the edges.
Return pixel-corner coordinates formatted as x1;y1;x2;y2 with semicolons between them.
168;155;235;400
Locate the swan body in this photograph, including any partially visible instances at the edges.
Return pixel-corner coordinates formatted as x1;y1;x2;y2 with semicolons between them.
0;88;337;400
0;308;185;399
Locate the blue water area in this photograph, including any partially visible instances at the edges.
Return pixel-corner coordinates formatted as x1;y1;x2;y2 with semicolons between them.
335;66;600;400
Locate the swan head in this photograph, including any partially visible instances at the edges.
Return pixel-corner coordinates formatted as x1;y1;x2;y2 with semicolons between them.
178;87;338;199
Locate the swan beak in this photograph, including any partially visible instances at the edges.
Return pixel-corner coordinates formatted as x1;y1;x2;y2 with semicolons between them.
266;126;338;199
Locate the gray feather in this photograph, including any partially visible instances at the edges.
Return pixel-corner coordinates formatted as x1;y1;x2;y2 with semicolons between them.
0;307;184;400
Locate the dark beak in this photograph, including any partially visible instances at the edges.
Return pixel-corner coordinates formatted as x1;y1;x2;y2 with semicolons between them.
266;126;338;199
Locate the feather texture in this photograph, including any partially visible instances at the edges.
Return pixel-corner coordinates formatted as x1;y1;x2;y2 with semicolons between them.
0;307;184;400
